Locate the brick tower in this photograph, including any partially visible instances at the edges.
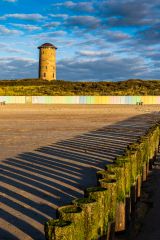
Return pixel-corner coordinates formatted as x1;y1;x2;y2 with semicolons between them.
38;43;57;81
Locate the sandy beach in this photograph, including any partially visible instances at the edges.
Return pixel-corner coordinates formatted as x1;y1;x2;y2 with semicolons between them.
0;104;160;160
1;104;160;240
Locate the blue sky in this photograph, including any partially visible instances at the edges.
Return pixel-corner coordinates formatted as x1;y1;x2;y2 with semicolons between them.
0;0;160;81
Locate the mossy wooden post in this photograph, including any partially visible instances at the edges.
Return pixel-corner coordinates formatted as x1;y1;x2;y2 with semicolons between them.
114;156;131;228
152;126;159;166
131;139;144;201
152;126;159;156
141;136;150;172
97;170;108;183
99;179;117;239
146;162;149;176
148;128;157;160
128;150;138;183
136;144;145;183
151;149;157;167
126;149;138;215
44;219;73;240
115;164;127;232
106;221;115;240
124;160;132;227
104;164;126;233
142;163;147;182
57;205;85;240
136;175;141;200
73;198;99;240
115;201;126;232
84;187;109;238
149;149;156;171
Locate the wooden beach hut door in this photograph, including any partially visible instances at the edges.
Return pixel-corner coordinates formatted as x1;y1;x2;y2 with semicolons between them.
25;96;32;104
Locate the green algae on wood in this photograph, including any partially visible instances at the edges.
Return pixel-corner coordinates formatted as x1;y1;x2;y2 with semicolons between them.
99;179;117;222
57;205;85;240
73;198;100;240
85;187;109;235
44;219;72;240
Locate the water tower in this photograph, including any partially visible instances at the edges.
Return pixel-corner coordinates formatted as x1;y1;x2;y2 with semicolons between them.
38;43;57;81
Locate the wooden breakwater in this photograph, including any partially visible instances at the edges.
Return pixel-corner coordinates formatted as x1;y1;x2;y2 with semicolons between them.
44;123;160;240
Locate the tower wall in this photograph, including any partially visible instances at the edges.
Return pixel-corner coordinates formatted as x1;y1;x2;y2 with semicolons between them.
39;47;56;81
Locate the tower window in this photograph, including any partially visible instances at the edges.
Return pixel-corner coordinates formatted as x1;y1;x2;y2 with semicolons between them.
44;73;46;77
53;73;54;78
46;66;48;69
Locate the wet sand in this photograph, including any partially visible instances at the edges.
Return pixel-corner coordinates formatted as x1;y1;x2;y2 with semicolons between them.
0;104;160;240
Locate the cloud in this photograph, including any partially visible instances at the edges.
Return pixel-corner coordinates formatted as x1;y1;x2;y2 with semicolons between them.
101;30;131;42
3;0;17;2
136;24;160;45
0;53;158;81
98;0;159;28
0;56;37;63
65;16;100;29
52;1;94;12
43;22;60;28
0;13;46;21
0;57;38;80
32;30;67;41
11;24;41;31
0;45;29;54
57;56;151;81
49;14;68;19
49;13;100;30
77;50;111;58
0;25;22;35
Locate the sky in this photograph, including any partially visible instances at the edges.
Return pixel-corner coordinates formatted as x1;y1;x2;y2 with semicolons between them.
0;0;160;81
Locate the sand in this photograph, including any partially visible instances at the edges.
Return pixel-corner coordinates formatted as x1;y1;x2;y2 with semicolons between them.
1;104;160;161
0;104;160;240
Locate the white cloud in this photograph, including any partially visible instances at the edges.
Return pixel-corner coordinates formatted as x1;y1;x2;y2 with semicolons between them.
0;43;30;54
65;16;100;29
57;56;150;81
49;14;68;19
52;1;94;12
0;13;46;21
0;25;22;35
32;30;67;40
0;56;36;63
11;24;41;31
3;0;17;2
43;22;60;28
78;50;111;57
106;31;130;40
0;57;38;80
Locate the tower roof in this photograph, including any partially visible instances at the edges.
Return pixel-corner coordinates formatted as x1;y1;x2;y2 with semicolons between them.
38;43;57;49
